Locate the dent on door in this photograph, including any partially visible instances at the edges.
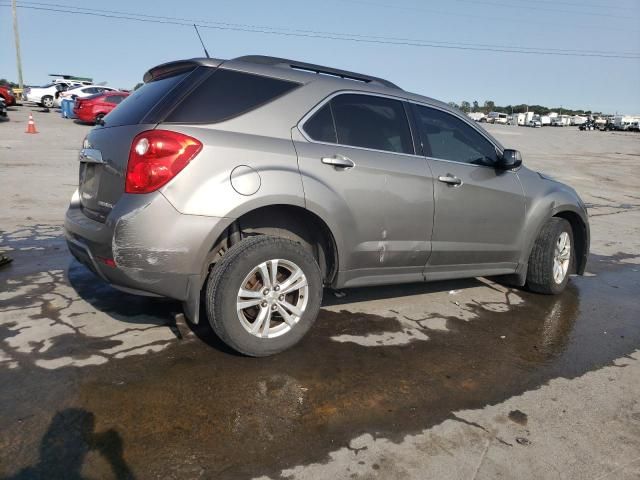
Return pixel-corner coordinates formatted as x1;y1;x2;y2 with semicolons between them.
292;128;434;285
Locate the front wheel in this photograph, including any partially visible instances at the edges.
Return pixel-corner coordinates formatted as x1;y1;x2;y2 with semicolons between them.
41;96;54;108
205;235;323;356
526;218;573;294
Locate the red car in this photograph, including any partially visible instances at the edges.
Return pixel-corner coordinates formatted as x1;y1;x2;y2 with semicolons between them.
0;85;16;106
73;91;129;124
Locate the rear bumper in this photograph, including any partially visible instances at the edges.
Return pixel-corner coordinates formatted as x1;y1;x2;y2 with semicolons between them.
64;189;231;301
73;109;93;122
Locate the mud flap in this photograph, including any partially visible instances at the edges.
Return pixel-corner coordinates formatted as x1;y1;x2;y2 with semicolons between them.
182;274;202;324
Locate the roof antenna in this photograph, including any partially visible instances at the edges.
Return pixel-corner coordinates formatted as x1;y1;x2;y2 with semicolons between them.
193;24;210;58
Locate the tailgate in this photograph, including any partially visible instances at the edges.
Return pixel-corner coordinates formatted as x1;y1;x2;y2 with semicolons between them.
79;124;155;222
76;65;207;222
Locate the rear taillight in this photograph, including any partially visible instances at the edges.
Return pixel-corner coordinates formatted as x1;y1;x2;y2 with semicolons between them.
125;130;202;194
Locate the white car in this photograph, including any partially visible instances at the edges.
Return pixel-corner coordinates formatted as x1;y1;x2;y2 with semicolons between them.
54;85;117;107
23;81;82;108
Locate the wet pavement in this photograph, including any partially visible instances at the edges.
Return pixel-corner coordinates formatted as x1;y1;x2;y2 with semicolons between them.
1;112;640;479
1;224;639;479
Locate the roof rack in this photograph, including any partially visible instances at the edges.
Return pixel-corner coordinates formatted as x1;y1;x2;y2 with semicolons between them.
234;55;401;90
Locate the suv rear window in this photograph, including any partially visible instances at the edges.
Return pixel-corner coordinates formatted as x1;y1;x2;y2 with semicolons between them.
103;70;192;127
164;69;300;124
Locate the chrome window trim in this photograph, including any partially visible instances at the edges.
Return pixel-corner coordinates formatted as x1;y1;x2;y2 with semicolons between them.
297;90;507;169
424;156;517;174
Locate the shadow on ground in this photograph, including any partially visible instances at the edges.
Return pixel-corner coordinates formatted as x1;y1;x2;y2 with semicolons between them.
5;408;134;480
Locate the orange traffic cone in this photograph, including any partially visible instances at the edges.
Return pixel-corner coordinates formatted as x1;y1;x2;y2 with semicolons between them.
25;114;38;134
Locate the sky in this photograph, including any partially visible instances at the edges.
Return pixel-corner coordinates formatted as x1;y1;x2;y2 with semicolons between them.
1;0;639;114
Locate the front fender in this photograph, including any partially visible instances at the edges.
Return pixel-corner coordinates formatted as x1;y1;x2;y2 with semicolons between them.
517;168;590;275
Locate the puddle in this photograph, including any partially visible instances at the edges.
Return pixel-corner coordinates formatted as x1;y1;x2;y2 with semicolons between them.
1;226;639;479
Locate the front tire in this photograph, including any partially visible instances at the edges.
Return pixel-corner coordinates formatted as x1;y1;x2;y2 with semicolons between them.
526;218;573;294
41;96;54;108
205;235;323;356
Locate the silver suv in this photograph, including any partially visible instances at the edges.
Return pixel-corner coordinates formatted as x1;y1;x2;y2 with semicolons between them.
65;55;589;356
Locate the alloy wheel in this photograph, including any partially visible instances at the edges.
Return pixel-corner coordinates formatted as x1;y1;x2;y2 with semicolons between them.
236;258;309;338
553;232;571;284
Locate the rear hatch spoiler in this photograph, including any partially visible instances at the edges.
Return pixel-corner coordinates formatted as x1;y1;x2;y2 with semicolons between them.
143;58;224;83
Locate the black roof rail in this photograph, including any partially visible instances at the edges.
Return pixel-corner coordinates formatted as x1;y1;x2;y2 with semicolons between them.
234;55;401;90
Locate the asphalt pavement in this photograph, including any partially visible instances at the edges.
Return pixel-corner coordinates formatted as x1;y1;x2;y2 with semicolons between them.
1;106;639;479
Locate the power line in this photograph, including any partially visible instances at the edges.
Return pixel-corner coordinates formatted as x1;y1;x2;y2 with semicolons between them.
443;0;635;19
13;0;640;56
1;2;638;59
337;0;640;32
493;0;640;13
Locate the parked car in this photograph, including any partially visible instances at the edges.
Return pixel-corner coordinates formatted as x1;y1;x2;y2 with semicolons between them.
0;98;7;117
528;119;542;128
55;85;118;107
24;81;81;107
65;55;590;356
73;91;129;124
0;85;16;106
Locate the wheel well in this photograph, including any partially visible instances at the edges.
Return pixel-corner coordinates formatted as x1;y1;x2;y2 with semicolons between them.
209;205;338;284
553;211;588;274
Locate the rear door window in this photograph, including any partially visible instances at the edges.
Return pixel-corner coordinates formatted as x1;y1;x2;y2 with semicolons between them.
414;105;498;165
103;70;192;127
303;104;337;143
165;69;300;124
329;94;413;154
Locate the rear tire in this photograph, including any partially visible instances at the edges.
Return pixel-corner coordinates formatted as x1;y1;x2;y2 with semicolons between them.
526;218;573;294
94;113;105;125
205;235;323;357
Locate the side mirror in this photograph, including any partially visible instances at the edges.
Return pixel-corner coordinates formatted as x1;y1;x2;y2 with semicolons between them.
498;149;522;169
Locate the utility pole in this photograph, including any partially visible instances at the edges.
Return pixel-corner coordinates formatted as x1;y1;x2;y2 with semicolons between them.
12;0;24;90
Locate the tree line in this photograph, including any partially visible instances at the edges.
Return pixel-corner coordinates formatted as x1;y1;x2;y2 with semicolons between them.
447;100;597;116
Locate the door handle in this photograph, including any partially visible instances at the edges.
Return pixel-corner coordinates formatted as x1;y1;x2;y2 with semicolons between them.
438;175;463;186
321;155;355;169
